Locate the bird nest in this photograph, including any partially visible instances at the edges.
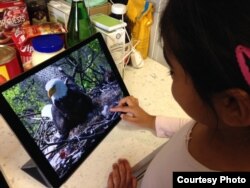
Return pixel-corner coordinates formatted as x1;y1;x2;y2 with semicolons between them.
30;80;123;177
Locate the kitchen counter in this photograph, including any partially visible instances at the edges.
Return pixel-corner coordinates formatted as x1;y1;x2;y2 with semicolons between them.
0;58;190;188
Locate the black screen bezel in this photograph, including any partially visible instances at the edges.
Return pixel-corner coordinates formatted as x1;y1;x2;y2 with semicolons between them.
0;32;129;187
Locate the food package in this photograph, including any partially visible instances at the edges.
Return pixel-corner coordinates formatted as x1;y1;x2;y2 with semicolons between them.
12;22;67;70
131;2;154;59
0;0;30;46
127;0;154;59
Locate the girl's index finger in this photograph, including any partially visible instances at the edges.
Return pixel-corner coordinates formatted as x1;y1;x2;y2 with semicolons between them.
117;97;130;106
118;96;138;107
110;106;133;114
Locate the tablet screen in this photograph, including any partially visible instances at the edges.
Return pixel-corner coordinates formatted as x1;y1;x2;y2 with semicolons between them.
0;33;129;187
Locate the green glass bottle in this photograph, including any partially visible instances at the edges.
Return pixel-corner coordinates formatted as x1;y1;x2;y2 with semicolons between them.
66;0;96;48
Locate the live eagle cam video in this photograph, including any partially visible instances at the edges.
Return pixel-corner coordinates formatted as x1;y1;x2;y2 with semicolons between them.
2;38;126;178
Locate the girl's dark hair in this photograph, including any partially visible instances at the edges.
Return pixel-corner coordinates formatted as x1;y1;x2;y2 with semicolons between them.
160;0;250;104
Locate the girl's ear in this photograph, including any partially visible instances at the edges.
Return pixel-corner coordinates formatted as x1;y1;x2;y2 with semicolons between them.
214;89;250;127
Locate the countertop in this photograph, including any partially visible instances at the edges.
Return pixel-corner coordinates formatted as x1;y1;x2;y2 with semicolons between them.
0;58;189;188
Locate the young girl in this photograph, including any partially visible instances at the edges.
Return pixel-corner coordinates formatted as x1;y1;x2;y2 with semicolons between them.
107;0;250;187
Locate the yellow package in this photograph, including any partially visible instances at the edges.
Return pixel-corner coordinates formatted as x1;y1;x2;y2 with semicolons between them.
126;0;146;23
132;2;154;59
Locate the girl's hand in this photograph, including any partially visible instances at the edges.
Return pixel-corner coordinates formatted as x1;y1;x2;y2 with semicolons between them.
110;96;156;129
107;159;137;188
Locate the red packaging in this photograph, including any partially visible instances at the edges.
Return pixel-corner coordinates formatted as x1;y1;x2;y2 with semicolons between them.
12;22;66;71
0;0;30;46
0;46;22;85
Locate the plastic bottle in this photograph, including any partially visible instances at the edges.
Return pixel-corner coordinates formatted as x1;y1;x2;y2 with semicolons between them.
110;3;127;20
66;0;96;49
31;34;65;66
110;3;130;43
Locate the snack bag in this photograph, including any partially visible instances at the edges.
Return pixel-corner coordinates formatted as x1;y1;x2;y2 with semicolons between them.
12;22;67;70
131;2;154;59
0;0;30;45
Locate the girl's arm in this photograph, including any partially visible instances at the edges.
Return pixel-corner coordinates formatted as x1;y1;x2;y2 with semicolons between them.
110;96;192;138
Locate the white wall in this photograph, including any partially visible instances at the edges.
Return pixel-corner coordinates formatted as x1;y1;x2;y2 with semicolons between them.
148;0;168;66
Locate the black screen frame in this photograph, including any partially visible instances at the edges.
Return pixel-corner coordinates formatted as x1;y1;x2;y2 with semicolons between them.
0;32;129;187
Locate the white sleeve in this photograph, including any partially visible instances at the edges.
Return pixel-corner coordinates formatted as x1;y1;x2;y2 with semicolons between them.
155;116;194;138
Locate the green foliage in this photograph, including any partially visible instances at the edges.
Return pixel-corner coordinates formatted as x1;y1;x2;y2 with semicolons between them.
3;79;45;116
3;78;48;135
3;84;23;114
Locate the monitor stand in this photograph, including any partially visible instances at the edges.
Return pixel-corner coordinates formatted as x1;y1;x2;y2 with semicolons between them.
21;159;52;187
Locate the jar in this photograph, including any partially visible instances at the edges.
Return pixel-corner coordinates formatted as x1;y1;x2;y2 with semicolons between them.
0;46;22;84
110;3;131;65
110;3;127;21
31;34;65;66
26;0;50;24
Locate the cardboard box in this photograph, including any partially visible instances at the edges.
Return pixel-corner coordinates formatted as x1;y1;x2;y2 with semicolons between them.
47;0;71;28
88;2;111;16
0;0;30;46
48;0;111;29
96;27;126;77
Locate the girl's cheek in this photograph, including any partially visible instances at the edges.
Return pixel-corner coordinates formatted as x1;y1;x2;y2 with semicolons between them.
171;82;178;104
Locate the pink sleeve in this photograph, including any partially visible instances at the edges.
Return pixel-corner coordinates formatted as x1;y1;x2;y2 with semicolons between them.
155;116;194;138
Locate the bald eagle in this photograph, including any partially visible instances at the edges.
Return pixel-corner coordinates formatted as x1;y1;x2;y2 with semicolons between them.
45;78;93;139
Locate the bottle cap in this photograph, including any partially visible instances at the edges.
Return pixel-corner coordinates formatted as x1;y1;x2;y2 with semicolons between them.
111;3;127;15
32;34;64;53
